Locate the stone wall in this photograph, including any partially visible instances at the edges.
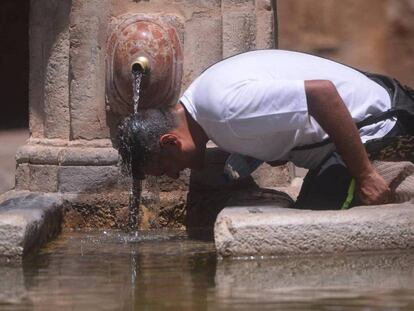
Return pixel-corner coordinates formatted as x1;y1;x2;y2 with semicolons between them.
278;0;414;87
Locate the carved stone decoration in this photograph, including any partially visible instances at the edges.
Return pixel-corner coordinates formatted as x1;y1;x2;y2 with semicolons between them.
106;14;183;115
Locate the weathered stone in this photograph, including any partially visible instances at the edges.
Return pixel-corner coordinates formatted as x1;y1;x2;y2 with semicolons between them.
386;0;414;87
69;0;111;139
222;0;256;58
14;164;30;191
29;165;58;192
16;145;62;165
156;169;190;192
182;14;222;89
215;203;414;258
254;8;275;49
61;192;129;229
29;0;71;139
158;191;187;229
251;163;291;188
43;7;70;139
0;191;62;261
58;166;119;193
278;0;414;87
59;147;119;166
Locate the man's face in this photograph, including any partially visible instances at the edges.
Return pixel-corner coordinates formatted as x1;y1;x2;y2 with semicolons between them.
144;133;204;179
144;151;183;179
143;134;187;179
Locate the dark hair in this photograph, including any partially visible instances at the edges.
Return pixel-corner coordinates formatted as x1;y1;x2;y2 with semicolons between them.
116;108;177;179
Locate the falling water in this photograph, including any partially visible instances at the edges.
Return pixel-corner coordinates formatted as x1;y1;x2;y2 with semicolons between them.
128;177;142;231
132;69;143;114
127;68;144;231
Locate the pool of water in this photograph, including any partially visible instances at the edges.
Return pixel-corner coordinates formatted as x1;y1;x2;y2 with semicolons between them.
1;230;414;310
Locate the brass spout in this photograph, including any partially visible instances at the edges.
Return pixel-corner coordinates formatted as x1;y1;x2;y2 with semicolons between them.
131;56;151;74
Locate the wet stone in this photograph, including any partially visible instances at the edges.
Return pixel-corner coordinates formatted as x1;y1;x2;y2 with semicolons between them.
0;191;63;261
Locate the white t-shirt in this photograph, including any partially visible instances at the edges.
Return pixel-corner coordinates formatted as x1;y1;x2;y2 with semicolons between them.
180;50;394;169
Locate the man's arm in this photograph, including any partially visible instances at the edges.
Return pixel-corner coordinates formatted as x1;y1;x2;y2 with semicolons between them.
304;80;391;205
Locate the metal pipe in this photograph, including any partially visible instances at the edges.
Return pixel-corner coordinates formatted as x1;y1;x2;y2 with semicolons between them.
131;56;151;74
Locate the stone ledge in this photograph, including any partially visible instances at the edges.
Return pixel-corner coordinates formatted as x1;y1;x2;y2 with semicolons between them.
0;191;63;261
214;202;414;258
16;144;119;166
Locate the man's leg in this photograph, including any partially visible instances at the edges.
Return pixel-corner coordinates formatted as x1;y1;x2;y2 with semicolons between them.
295;152;352;210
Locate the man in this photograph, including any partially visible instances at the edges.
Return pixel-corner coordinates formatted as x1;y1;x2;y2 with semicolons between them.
117;49;414;209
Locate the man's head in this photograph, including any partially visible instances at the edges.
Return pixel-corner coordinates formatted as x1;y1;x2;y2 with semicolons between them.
116;105;207;180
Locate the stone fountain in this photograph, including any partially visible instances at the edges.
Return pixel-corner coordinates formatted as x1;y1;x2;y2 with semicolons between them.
0;0;279;259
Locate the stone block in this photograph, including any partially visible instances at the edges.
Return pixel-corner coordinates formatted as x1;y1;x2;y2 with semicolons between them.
255;8;275;49
29;165;58;192
156;169;190;192
29;0;71;139
59;147;119;166
251;163;291;188
0;191;62;261
16;145;62;165
215;203;414;258
61;192;129;229
14;164;30;191
58;166;119;193
182;14;222;89
69;0;111;140
222;9;256;58
43;6;71;139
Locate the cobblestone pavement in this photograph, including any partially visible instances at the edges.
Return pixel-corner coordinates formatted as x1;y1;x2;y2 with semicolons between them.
0;129;29;194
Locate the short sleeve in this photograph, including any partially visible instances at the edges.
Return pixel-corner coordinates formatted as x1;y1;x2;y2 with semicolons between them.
225;79;309;138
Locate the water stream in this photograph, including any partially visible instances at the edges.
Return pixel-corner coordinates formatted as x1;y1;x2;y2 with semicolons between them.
132;69;143;115
127;69;144;231
128;177;142;231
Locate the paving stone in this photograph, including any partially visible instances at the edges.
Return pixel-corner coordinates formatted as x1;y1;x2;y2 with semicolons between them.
0;191;63;261
215;202;414;258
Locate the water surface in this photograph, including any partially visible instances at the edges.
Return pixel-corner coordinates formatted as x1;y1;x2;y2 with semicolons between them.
1;230;414;310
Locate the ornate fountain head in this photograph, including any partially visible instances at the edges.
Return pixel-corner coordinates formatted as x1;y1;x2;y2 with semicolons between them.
106;14;183;115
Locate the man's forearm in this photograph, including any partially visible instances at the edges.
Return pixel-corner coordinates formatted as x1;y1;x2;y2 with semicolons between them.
304;80;391;205
304;80;372;180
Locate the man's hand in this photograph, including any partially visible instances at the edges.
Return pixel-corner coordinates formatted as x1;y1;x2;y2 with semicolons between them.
356;169;392;205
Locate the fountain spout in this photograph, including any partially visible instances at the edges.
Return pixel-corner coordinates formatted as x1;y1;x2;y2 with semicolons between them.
131;56;151;75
